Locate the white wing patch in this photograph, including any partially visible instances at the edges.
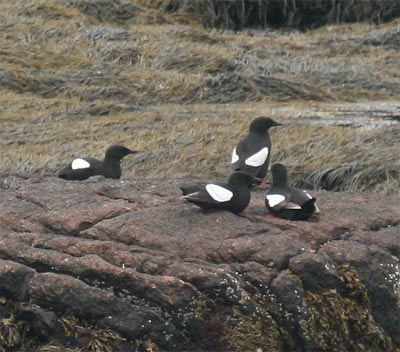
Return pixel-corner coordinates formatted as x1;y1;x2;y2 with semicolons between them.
71;158;91;170
266;194;285;207
206;184;233;202
284;202;302;210
303;190;312;199
245;147;269;167
231;147;239;164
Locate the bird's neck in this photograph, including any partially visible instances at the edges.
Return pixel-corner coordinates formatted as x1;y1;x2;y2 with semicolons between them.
103;158;121;167
273;179;287;187
230;181;251;191
249;129;266;135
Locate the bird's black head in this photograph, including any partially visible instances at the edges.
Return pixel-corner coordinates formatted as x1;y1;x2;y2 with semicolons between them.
249;117;282;133
228;171;263;188
271;163;288;186
105;145;139;160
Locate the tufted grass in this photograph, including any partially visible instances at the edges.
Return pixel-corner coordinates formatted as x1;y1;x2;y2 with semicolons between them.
0;1;399;195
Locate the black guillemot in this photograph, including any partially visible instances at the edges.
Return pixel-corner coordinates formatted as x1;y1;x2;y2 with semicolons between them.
265;163;319;220
180;171;262;214
57;145;138;181
231;116;282;180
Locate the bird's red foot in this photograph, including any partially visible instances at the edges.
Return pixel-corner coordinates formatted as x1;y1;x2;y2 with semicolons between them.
257;181;270;189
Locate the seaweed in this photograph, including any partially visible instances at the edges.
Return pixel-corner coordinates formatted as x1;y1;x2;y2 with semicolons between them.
300;265;395;352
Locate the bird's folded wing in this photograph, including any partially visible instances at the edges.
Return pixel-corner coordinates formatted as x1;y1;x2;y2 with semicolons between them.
71;158;91;170
266;193;287;210
245;147;269;167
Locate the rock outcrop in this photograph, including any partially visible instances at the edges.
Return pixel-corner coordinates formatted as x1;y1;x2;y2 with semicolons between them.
0;174;399;351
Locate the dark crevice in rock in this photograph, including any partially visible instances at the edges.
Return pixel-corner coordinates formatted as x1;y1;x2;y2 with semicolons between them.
76;209;131;234
254;228;273;235
331;226;352;239
40;221;79;237
95;190;141;204
37;210;132;238
368;220;400;232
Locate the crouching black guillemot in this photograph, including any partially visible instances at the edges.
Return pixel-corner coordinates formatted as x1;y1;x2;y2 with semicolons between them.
180;171;262;214
57;145;138;181
265;163;319;220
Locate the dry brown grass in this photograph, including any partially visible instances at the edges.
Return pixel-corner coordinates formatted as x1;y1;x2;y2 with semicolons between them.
273;118;400;195
0;0;399;195
141;0;400;29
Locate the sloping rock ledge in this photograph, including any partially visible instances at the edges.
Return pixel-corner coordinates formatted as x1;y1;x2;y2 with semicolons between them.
0;174;399;351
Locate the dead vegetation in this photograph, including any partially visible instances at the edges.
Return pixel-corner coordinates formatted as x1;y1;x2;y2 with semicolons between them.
0;0;399;196
274;119;400;195
142;0;400;29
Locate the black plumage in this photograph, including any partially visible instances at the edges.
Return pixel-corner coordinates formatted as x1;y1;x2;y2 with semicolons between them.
57;145;138;181
231;116;282;179
180;172;262;214
265;163;319;220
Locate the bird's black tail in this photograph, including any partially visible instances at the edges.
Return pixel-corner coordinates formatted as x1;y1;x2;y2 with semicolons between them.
301;198;317;218
179;185;201;196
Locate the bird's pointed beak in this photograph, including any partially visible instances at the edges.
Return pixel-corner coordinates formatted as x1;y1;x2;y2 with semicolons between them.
127;149;140;154
273;121;283;127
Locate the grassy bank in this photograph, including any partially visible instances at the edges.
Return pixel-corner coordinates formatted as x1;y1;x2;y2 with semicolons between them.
0;0;399;195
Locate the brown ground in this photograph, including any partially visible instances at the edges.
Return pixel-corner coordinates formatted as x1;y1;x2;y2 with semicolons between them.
0;174;399;351
0;0;399;195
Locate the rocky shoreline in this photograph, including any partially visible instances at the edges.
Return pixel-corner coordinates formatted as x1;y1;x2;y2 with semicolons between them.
0;174;399;351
